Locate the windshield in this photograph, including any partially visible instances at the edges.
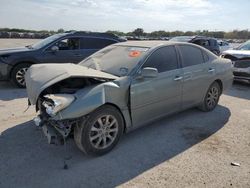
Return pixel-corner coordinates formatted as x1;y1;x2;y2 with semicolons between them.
236;40;250;50
170;36;194;42
31;34;65;49
79;45;149;76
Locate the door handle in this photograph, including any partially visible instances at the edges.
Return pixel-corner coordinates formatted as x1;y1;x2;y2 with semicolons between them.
174;76;183;81
208;68;215;73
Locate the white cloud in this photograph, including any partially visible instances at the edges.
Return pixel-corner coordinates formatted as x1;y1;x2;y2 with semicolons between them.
0;0;249;32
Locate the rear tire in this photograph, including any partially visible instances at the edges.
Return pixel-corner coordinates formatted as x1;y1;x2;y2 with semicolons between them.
11;63;31;88
199;82;221;112
74;105;124;156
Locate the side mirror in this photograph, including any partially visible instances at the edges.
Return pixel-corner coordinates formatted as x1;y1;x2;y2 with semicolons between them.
141;67;158;78
51;46;59;52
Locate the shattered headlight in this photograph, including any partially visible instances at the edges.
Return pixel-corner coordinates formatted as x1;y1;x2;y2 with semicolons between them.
42;94;75;116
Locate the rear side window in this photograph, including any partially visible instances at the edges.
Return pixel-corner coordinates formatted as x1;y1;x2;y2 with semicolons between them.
142;46;178;73
179;45;204;67
193;39;209;47
202;52;209;62
80;38;116;49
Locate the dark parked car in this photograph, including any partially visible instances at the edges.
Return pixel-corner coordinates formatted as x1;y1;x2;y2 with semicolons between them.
0;31;125;87
221;40;250;82
26;41;233;155
170;36;220;55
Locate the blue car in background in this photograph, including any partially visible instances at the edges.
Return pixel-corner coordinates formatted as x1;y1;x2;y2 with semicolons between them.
0;31;125;87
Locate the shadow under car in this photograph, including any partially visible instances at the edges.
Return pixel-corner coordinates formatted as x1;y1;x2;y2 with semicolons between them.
0;105;230;188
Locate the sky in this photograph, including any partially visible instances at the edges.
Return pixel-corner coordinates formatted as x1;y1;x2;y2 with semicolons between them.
0;0;249;32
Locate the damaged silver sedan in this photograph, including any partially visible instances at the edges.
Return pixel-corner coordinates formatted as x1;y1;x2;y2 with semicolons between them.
25;41;233;155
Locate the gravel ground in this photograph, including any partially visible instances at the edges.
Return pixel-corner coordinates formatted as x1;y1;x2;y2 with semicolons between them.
0;39;40;48
0;39;249;188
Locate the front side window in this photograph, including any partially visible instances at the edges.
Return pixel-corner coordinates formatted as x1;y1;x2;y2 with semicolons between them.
54;38;80;50
179;45;204;67
80;38;116;49
142;46;178;73
31;34;65;49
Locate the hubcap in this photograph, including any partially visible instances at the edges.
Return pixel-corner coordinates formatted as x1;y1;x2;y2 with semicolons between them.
206;86;219;108
89;115;119;149
16;68;28;86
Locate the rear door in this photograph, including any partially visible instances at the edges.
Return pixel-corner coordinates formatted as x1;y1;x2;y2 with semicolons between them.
177;45;215;109
130;46;183;127
79;37;118;61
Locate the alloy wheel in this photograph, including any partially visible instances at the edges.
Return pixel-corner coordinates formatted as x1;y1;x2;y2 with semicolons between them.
206;86;219;109
89;115;119;149
16;67;28;86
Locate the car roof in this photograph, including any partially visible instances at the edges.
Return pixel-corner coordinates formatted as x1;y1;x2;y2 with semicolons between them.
64;31;125;41
114;40;192;48
171;35;216;41
192;36;217;40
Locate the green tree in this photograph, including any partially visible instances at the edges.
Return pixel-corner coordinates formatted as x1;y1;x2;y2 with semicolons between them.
132;28;144;37
57;28;64;33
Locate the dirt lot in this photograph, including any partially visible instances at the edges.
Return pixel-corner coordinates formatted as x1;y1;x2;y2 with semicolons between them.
0;39;250;188
0;39;40;48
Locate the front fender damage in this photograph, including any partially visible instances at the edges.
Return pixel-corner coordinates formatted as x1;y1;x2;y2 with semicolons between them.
33;77;132;144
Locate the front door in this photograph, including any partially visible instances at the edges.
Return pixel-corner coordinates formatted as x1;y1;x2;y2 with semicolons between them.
130;46;183;127
40;37;84;64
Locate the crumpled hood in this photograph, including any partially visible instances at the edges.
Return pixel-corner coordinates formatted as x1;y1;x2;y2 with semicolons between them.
25;63;118;105
0;47;31;55
223;50;250;58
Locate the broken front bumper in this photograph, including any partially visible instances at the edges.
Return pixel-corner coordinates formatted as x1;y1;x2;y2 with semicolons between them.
42;124;60;144
34;116;64;144
33;115;80;145
232;60;250;81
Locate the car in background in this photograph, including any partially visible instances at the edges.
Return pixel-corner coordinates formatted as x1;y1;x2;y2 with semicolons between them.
217;40;230;52
221;40;250;82
25;41;233;155
170;36;220;55
0;31;125;87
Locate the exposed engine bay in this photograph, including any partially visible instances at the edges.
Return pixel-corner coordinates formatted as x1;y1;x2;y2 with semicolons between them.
41;77;109;95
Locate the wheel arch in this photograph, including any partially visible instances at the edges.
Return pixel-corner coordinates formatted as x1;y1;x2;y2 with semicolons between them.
103;102;128;133
10;61;35;76
214;79;223;94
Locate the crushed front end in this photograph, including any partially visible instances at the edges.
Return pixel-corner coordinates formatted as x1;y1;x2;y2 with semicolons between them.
221;52;250;82
232;60;250;81
33;94;82;145
25;63;118;145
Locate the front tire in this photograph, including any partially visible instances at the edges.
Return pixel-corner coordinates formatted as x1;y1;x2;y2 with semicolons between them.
74;105;124;156
11;63;31;88
199;82;221;112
